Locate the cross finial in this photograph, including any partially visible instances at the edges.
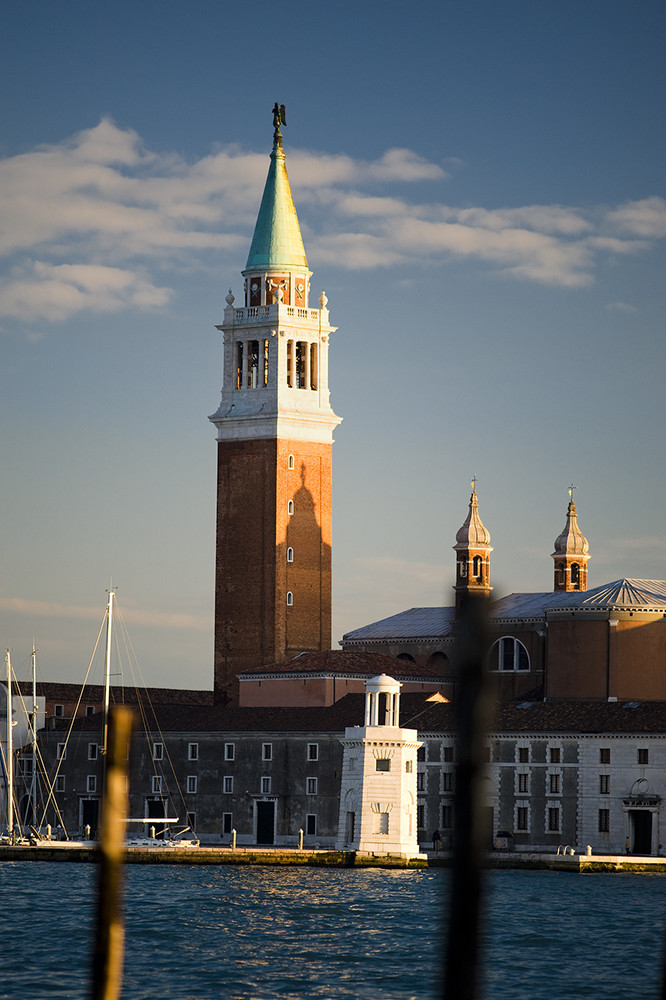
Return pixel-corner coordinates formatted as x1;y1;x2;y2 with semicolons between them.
568;483;577;500
471;475;478;493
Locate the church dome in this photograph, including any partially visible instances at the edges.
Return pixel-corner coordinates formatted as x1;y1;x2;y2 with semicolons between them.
552;499;589;557
454;488;491;550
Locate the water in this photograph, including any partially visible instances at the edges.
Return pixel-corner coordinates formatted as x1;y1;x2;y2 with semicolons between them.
0;862;665;999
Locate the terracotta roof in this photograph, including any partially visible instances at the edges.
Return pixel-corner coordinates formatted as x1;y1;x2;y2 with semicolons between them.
16;680;213;707
238;649;443;679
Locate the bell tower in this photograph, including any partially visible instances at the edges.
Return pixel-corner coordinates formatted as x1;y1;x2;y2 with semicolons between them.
209;105;341;705
453;482;493;615
551;487;590;592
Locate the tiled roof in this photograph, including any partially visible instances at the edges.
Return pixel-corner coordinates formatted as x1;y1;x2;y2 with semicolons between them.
43;692;666;738
15;680;213;707
342;607;456;643
238;649;442;679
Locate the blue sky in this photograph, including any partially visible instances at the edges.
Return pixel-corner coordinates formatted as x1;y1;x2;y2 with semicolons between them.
1;0;664;689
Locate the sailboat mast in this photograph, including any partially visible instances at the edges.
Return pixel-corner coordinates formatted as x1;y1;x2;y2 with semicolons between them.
102;589;115;757
5;650;13;838
31;646;38;826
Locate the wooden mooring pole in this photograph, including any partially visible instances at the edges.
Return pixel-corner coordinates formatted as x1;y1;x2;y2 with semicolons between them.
91;706;133;1000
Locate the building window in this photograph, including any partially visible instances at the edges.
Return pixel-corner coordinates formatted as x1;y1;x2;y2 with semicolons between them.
310;343;318;389
307;743;319;761
417;804;425;829
223;776;234;794
22;758;33;776
417;746;426;762
225;743;235;761
56;775;66;793
570;563;580;588
549;773;560;795
152;776;162;794
600;774;610;794
56;743;66;760
188;743;199;761
88;743;98;761
288;500;294;515
152;743;163;761
638;749;649;765
517;772;529;794
306;814;317;836
261;777;272;794
286;591;293;606
598;809;610;833
54;704;64;718
287;547;294;563
288;453;295;470
376;758;391;772
187;775;198;794
549;747;561;764
547;806;561;833
306;777;318;795
222;813;233;835
417;772;425;791
442;772;454;792
441;804;453;829
472;555;483;580
405;760;413;773
443;746;453;763
600;748;611;764
488;637;530;672
236;342;243;389
516;806;529;832
87;775;97;794
262;743;273;761
187;811;197;834
376;812;389;835
86;705;95;717
518;746;529;764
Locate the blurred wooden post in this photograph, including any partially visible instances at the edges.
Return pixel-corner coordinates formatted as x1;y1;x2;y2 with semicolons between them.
92;706;133;1000
443;595;491;1000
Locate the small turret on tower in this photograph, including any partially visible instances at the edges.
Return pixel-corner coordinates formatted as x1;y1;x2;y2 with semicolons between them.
552;486;590;592
453;481;493;615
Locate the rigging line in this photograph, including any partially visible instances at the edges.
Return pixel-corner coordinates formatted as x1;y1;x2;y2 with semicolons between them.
111;605;189;831
37;612;107;832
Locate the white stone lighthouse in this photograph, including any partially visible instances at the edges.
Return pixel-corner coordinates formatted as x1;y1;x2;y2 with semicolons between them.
336;674;425;859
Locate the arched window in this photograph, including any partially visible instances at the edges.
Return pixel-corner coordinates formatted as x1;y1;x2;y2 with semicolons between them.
487;637;530;672
472;555;483;580
288;454;294;470
288;499;294;515
397;652;416;662
570;563;580;588
286;592;294;606
287;547;294;563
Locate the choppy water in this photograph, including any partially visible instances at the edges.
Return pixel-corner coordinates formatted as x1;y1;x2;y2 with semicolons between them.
0;862;665;999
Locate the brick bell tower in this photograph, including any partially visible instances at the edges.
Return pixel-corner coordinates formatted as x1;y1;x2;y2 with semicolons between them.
209;105;342;705
551;486;590;592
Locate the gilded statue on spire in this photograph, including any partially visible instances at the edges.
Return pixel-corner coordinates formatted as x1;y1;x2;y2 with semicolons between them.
272;102;287;140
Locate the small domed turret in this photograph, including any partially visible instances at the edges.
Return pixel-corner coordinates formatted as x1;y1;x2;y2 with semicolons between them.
552;489;590;592
453;483;493;614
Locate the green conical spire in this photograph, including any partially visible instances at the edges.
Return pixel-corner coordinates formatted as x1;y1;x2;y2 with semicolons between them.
245;110;308;271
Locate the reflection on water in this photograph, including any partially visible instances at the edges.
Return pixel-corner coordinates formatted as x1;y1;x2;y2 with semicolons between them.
0;863;665;999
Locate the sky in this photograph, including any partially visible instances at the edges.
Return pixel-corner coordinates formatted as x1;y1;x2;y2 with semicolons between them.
1;0;664;691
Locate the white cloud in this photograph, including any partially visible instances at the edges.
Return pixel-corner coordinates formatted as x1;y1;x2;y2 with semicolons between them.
0;262;172;322
0;118;663;326
606;197;666;238
606;300;638;313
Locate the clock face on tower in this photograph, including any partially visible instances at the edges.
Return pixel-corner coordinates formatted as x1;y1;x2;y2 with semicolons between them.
249;280;261;307
295;280;306;307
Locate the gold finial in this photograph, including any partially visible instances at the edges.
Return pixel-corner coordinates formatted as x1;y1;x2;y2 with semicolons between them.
471;475;478;492
568;483;577;500
272;102;286;142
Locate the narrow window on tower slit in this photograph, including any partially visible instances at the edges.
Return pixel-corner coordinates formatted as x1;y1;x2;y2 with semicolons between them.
287;547;294;563
287;592;293;606
310;343;318;389
263;340;269;385
248;340;259;387
288;454;294;470
473;555;482;579
236;342;243;390
288;500;294;515
286;341;294;387
296;342;306;388
571;563;580;588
